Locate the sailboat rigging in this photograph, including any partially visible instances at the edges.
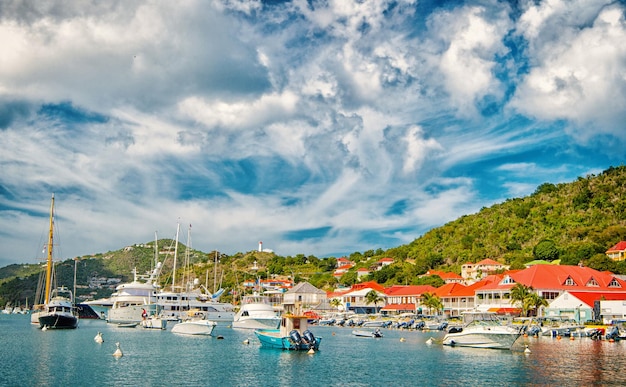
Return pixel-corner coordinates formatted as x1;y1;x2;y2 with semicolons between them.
31;194;78;329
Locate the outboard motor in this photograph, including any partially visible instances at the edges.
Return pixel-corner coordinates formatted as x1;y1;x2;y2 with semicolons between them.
289;330;303;345
527;326;541;337
606;326;620;341
303;330;316;346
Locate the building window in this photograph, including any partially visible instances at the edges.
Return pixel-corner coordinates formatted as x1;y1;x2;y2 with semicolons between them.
564;277;577;286
609;278;621;288
586;278;599;287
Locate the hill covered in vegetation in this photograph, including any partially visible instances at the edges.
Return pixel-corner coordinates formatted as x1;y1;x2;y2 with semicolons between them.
1;165;626;307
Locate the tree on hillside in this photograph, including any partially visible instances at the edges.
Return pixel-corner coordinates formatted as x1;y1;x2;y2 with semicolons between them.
365;290;384;313
533;240;559;261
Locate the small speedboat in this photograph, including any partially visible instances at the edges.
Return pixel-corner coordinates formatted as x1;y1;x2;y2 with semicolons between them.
255;315;321;351
352;329;383;338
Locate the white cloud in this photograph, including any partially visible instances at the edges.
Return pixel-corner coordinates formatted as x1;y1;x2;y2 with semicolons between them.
511;2;626;141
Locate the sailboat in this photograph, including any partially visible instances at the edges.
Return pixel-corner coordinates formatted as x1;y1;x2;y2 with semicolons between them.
156;224;235;324
31;194;78;329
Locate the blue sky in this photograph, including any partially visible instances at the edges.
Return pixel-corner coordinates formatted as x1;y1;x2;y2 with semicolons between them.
1;0;625;267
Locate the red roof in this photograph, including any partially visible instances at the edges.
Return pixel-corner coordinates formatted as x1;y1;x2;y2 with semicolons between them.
475;258;504;266
378;258;394;263
607;241;626;253
384;285;437;296
567;291;626;308
478;265;626;292
432;283;467;297
350;281;386;292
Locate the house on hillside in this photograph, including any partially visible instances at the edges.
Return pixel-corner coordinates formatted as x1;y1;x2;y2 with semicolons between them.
372;258;394;271
425;270;464;284
356;267;370;279
461;258;509;283
333;264;354;279
606;241;626;261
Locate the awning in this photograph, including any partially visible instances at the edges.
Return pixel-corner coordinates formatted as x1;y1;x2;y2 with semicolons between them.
381;303;415;312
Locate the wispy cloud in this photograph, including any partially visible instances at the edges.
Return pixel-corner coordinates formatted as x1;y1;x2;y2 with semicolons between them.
0;0;624;266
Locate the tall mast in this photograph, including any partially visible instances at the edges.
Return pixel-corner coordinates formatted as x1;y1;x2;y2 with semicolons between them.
172;222;180;292
44;194;55;304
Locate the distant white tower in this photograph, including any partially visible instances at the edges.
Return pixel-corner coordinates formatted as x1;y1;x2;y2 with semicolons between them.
259;241;263;252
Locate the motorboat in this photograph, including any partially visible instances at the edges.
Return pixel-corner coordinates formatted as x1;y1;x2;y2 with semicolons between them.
171;311;217;335
232;294;280;330
352;328;383;338
38;286;78;329
442;312;524;349
255;314;321;351
107;268;160;325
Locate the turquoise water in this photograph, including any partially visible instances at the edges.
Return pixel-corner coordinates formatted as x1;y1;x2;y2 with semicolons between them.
2;314;626;386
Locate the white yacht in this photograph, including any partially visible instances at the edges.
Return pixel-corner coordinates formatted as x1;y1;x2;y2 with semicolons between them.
442;312;524;349
107;268;160;325
232;294;281;330
156;288;235;324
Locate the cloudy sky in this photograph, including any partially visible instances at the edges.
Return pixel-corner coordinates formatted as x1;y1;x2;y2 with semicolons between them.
1;0;625;267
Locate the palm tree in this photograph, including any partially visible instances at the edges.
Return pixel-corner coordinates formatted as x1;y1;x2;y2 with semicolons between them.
523;293;549;317
510;283;532;315
329;298;342;312
421;292;443;316
365;290;384;313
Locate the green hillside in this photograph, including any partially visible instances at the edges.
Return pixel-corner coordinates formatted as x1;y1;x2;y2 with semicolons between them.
2;165;626;307
386;165;626;274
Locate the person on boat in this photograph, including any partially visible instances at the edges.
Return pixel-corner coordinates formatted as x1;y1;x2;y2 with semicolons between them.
142;308;148;320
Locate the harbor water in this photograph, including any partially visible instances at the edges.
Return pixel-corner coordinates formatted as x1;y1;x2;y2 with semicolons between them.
2;314;626;386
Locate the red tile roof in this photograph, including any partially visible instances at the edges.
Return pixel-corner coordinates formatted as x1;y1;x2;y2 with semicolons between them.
567;291;626;308
384;285;437;296
475;258;504;266
477;265;625;291
350;281;386;292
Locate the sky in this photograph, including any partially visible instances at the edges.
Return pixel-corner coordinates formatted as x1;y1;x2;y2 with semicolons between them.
1;0;625;267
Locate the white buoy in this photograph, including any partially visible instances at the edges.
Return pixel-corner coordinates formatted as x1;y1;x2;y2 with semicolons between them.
94;332;104;343
41;325;48;331
307;348;315;355
426;337;434;345
243;339;250;345
524;345;531;354
400;337;406;342
113;342;123;357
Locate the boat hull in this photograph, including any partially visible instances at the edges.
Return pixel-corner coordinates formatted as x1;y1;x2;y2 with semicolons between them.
352;330;383;338
171;320;217;336
255;329;322;350
442;329;521;349
39;313;78;329
232;317;281;330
